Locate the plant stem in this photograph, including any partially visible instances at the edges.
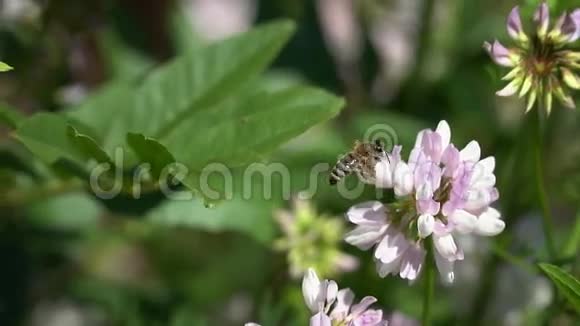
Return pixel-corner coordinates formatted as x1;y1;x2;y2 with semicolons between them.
422;240;435;326
532;107;557;259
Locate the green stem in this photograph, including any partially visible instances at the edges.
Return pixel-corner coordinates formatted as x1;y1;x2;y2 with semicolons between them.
422;240;435;326
533;107;557;259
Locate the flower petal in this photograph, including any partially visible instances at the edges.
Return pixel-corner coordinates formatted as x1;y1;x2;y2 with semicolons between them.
562;67;580;89
573;9;580;41
483;40;518;67
303;268;323;313
326;281;338;305
507;6;527;42
534;2;550;37
477;157;495;174
526;89;538;113
496;78;522;96
502;67;521;81
346;201;386;225
310;312;332;326
460;141;481;162
375;158;394;188
553;79;577;109
374;229;410;263
376;255;404;278
398;245;425;281
433;234;462;261
353;309;384;326
350;296;378;317
393;161;414;196
441;144;461;177
417;214;435;238
435;120;451;151
475;207;505;236
519;74;533;97
544;90;553;116
449;209;477;234
434;250;455;284
558;12;580;42
330;288;355;320
345;224;388;250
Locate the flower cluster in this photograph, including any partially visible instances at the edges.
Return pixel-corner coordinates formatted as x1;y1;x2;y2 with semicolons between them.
274;197;358;279
484;2;580;114
246;268;419;326
302;268;386;326
345;121;505;283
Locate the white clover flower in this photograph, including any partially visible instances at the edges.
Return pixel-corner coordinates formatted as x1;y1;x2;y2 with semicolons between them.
345;121;505;283
302;268;387;326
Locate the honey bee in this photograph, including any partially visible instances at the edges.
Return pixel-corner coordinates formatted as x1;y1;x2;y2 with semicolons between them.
329;139;388;185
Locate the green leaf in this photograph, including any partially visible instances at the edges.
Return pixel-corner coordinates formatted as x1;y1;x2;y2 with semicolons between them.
0;62;13;72
538;263;580;313
67;81;135;153
69;20;296;153
67;126;112;164
163;84;344;167
126;133;175;179
99;30;153;80
0;102;25;129
147;198;276;244
50;21;342;202
14;113;110;166
169;6;204;54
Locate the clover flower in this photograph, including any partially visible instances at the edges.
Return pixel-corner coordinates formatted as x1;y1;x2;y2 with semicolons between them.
484;2;580;114
245;268;416;326
274;197;358;279
345;121;505;283
302;268;386;326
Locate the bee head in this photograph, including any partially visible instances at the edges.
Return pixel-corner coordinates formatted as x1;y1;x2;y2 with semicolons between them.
373;139;384;152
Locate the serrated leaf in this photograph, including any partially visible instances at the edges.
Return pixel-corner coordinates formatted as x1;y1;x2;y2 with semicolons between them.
169;85;343;200
538;263;580;313
147;198;276;244
69;20;296;154
0;102;24;129
127;133;175;179
66;81;135;153
14;113;110;167
67;126;112;164
0;62;13;72
163;85;343;166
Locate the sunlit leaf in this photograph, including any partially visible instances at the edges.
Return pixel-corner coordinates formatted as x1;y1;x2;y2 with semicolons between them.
70;20;297;153
14;113;110;167
0;61;13;72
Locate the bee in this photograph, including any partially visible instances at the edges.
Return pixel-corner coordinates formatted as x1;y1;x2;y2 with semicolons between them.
329;139;388;185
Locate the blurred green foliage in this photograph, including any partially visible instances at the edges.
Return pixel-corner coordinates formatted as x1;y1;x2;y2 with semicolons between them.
0;0;579;325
